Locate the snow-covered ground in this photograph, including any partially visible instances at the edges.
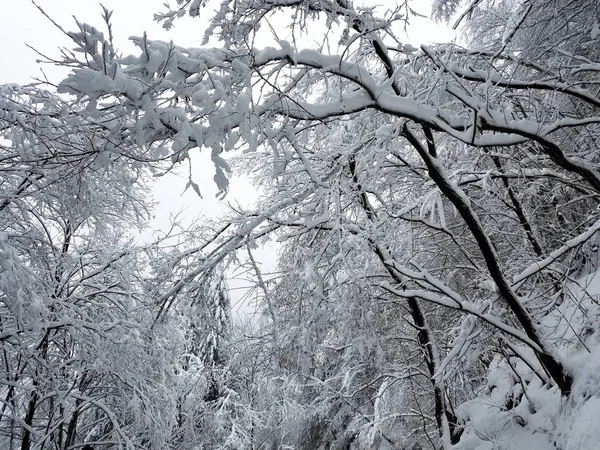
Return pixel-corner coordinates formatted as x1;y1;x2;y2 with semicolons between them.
457;269;600;450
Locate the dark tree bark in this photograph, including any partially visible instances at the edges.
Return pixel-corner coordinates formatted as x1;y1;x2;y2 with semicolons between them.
349;155;463;444
402;125;573;396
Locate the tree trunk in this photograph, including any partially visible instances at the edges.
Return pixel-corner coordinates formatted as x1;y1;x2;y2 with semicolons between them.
403;126;573;396
20;391;38;450
349;155;461;445
64;402;81;450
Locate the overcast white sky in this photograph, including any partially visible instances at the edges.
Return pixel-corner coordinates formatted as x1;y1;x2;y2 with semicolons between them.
0;0;204;85
0;0;454;315
0;0;454;84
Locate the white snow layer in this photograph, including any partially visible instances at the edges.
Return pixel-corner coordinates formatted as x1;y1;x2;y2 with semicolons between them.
455;269;600;450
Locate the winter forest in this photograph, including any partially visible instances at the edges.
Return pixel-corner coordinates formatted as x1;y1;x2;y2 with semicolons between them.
1;0;600;449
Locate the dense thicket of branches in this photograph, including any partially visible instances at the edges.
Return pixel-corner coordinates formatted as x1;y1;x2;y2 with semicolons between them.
1;0;600;449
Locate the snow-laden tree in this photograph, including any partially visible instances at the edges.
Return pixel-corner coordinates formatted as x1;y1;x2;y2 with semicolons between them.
0;83;182;449
11;0;600;448
0;84;207;450
164;263;258;450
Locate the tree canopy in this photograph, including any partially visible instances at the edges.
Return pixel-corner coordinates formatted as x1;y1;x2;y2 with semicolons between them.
1;0;600;449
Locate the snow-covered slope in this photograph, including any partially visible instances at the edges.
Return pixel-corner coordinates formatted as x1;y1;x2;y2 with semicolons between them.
456;270;600;450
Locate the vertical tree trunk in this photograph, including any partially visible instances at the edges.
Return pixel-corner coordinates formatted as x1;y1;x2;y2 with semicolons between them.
488;154;544;257
64;401;81;450
349;155;461;446
58;404;65;450
20;391;38;450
